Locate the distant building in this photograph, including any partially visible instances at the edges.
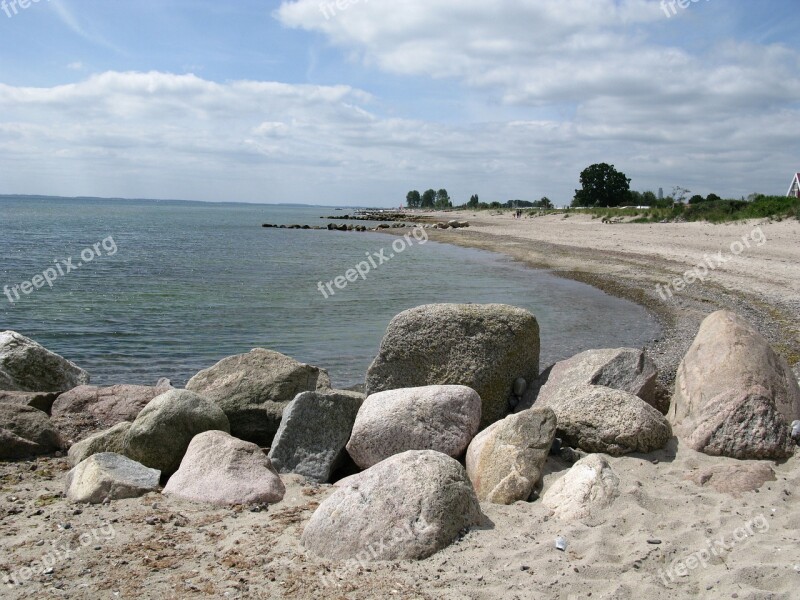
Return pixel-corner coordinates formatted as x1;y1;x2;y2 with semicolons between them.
658;187;664;200
788;172;800;198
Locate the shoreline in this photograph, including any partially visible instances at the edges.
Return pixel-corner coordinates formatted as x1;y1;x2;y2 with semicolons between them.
383;212;800;392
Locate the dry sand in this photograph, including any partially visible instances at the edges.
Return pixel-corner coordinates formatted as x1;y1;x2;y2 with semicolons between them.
2;212;799;599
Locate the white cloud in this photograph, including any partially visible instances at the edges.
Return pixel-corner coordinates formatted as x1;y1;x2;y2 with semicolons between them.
1;0;799;204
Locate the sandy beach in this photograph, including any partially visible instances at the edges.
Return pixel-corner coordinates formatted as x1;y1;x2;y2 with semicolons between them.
2;213;800;600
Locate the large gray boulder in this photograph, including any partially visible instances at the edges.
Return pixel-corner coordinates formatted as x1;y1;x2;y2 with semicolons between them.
0;331;89;392
122;389;230;476
517;347;658;412
302;450;483;561
0;404;63;459
68;422;132;466
163;430;285;506
53;382;172;427
65;453;160;504
186;348;330;446
465;407;557;504
365;304;539;428
542;454;620;522
268;390;364;483
346;385;481;469
670;311;800;459
538;386;672;456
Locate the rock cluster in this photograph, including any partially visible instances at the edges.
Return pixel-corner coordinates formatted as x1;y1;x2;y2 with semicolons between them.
1;304;797;567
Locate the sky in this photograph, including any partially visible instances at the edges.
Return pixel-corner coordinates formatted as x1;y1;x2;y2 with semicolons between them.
0;0;798;207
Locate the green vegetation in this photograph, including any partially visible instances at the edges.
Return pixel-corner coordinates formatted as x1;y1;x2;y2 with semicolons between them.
577;195;800;223
406;188;453;209
405;165;799;223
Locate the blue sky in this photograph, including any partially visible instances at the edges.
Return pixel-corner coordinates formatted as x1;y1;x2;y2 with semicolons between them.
0;0;798;206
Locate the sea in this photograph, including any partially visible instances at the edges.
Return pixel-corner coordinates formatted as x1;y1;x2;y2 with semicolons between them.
0;196;661;388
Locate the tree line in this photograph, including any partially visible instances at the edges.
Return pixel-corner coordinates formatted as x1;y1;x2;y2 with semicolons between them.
405;189;452;209
406;163;725;210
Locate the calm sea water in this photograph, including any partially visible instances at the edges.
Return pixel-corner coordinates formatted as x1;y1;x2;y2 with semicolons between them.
0;196;660;388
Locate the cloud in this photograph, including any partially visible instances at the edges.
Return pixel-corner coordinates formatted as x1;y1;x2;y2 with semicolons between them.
269;0;800;199
4;0;800;205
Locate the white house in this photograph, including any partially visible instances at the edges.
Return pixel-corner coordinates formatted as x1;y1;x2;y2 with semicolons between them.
788;172;800;198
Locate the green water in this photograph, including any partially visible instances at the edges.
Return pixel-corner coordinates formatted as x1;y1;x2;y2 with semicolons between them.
0;196;660;387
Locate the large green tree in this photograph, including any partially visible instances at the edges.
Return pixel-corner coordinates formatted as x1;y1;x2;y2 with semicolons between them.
421;189;437;209
467;194;480;208
406;190;421;208
435;189;451;208
572;163;631;207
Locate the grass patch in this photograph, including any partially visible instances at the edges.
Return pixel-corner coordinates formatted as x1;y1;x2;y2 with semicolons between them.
581;195;800;224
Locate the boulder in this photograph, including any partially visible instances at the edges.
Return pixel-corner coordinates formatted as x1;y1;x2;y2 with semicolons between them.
681;386;795;459
538;386;671;456
346;385;481;469
122;389;230;476
365;304;539;427
0;404;63;458
268;390;364;483
542;454;620;521
670;311;800;459
465;407;557;504
684;462;776;497
68;422;132;466
0;331;89;392
52;382;172;427
517;348;658;412
163;430;285;506
302;450;483;561
186;348;330;446
0;390;60;414
65;453;160;504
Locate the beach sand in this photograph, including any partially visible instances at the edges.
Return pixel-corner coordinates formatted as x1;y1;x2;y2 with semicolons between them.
2;213;799;599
